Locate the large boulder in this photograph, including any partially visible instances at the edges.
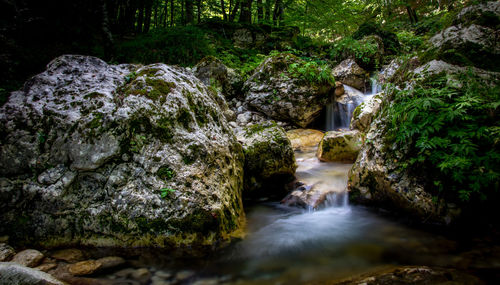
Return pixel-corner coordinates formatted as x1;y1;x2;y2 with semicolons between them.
0;262;65;285
0;55;245;249
244;53;335;128
192;56;243;99
332;59;369;90
238;122;297;198
425;1;500;72
286;129;324;151
317;130;362;162
350;93;384;133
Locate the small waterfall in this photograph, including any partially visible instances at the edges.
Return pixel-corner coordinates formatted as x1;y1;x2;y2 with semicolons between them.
326;72;381;131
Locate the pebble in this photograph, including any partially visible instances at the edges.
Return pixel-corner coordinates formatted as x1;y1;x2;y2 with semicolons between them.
11;249;45;267
97;256;126;270
175;270;195;281
154;270;172;279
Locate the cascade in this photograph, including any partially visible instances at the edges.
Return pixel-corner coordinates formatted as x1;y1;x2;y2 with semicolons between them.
325;72;381;131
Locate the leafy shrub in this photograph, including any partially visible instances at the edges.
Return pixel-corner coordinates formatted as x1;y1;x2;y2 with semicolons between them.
397;31;424;53
329;37;379;66
288;60;334;85
115;26;215;66
386;71;500;204
353;22;400;54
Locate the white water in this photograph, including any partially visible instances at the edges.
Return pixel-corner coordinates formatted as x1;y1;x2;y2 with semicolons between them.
326;73;382;131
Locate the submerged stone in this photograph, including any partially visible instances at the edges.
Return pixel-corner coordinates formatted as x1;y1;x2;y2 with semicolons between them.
317;130;362;163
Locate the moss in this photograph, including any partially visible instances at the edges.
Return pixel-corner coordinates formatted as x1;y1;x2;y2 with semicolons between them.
157;165;175;180
137;67;163;78
177;107;193;130
182;144;203;165
145;78;176;103
84;92;104;100
87;113;104;129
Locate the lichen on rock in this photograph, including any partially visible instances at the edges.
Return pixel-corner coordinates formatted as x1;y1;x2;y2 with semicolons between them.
0;55;245;249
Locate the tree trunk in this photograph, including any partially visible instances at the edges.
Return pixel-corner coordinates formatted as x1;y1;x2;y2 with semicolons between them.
196;0;201;23
170;0;174;26
406;5;418;24
136;0;145;33
229;0;240;21
143;0;153;33
185;0;194;25
264;0;271;22
221;0;227;21
273;0;283;26
256;0;263;23
239;0;252;23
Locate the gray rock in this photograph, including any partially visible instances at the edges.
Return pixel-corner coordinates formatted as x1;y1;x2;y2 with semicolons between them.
0;262;65;285
11;250;44;268
455;1;500;27
0;55;245;249
430;24;499;54
332;59;369;90
379;58;403;84
244;53;335;128
0;243;15;262
239;122;297;197
350;93;384;132
192;56;243;99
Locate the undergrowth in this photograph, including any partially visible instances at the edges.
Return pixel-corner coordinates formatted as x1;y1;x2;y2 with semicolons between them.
386;71;500;204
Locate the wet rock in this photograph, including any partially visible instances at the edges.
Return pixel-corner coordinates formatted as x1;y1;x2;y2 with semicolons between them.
130;268;151;284
0;55;245;248
51;248;85;263
350;92;384;132
334;81;345;97
175;270;195;281
0;262;65;285
244;53;335;128
281;183;347;209
332;59;369;90
239;122;297;197
317;130;362;162
193;56;243;99
68;260;102;276
334;265;483;285
0;243;15;262
286;129;324;151
96;256;125;270
11;249;44;268
35;262;58;272
154;270;172;279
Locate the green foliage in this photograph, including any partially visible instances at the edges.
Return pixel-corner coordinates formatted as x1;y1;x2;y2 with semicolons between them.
115;26;215;66
397;31;424;53
288;59;334;85
386;72;500;204
329;37;379;66
157;166;175;180
352;22;400;54
159;187;175;198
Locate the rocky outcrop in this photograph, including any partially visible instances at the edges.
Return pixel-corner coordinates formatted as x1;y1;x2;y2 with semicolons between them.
350;93;383;132
0;55;245;249
426;1;500;71
0;244;15;262
317;130;363;162
244;53;335;128
192;56;243;99
332;59;369;90
238;122;296;198
0;262;65;285
286;129;324;151
378;58;402;84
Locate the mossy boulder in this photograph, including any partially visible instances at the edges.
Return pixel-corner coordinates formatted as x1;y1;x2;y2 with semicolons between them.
0;55;245;250
332;59;369;90
243;53;335;128
239;122;297;198
317;130;362;163
353;21;400;55
424;1;500;72
192;56;243;99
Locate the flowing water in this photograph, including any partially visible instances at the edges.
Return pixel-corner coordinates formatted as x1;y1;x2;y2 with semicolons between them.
90;146;499;284
325;73;382;131
87;74;499;284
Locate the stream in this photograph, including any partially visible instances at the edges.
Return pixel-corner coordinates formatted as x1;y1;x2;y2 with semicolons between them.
84;81;499;284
